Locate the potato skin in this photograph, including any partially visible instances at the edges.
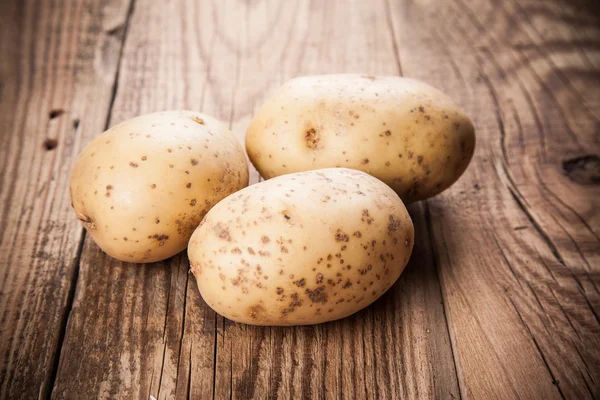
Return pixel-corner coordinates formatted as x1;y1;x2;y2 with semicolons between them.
188;168;414;326
69;110;248;263
246;74;475;202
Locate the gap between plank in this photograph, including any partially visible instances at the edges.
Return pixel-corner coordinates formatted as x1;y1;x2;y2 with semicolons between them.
424;202;465;400
44;229;86;400
47;0;137;397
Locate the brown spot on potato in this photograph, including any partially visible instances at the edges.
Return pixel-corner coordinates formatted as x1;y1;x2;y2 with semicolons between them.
129;162;138;167
261;236;270;244
388;215;401;234
316;273;324;284
305;128;319;149
151;184;156;189
361;158;369;165
247;247;255;255
191;159;199;166
215;223;231;241
282;293;302;316
294;278;306;287
417;156;423;164
186;183;191;188
191;116;204;124
248;304;265;319
148;234;169;244
190;199;197;206
335;229;349;242
280;245;289;253
306;286;328;303
141;156;147;161
353;231;362;238
361;209;374;224
231;247;242;254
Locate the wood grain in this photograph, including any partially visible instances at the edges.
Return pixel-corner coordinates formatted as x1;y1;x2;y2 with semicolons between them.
51;0;459;398
0;0;132;398
387;0;600;398
1;0;598;398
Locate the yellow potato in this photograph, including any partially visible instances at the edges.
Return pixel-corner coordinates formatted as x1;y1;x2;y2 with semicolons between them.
246;74;475;202
188;168;414;325
69;110;248;263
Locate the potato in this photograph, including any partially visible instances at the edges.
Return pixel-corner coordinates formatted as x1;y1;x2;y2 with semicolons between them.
188;168;414;325
69;110;249;263
246;74;475;202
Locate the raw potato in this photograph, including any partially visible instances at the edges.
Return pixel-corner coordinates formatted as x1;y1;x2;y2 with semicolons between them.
246;74;475;202
188;168;414;325
69;110;249;263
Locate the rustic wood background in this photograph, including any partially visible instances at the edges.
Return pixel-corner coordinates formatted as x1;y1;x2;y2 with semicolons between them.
1;0;598;398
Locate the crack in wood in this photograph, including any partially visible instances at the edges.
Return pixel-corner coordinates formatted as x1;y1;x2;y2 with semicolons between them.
46;0;137;397
491;233;524;289
507;296;566;399
46;229;86;400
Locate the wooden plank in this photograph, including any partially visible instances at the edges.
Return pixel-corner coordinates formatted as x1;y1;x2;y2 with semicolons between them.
0;0;133;398
387;0;599;398
213;1;459;399
51;0;224;397
52;0;460;398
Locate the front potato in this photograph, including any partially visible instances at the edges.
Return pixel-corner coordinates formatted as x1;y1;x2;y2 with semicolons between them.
246;74;475;202
188;168;414;325
69;110;249;263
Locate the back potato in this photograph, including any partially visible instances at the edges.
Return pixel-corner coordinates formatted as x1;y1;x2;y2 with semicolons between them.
69;110;248;263
188;168;414;325
246;74;475;202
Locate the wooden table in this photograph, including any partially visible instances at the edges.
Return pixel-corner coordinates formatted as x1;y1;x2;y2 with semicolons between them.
1;0;598;398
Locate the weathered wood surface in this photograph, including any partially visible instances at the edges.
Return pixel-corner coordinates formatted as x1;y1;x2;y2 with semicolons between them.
0;0;598;399
0;0;132;398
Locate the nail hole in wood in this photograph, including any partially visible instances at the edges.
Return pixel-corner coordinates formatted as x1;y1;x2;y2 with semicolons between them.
43;138;58;151
49;109;65;119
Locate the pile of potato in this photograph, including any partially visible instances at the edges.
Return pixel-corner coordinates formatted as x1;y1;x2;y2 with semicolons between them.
70;74;475;325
